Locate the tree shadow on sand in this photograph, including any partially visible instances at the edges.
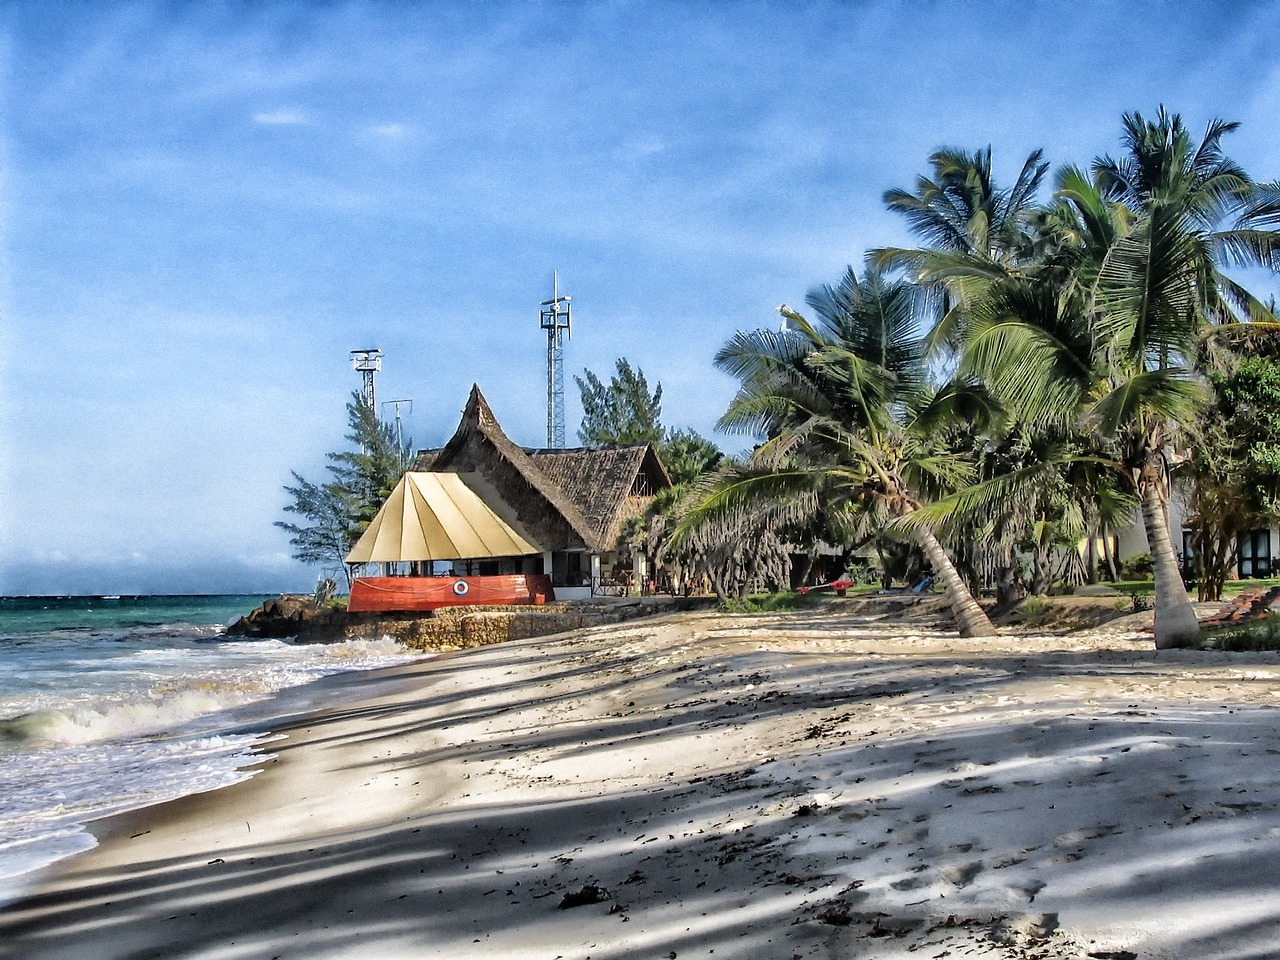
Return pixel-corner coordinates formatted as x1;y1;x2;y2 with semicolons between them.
6;607;1280;959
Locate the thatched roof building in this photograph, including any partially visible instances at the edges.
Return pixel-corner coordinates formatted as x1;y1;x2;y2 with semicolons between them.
407;386;671;593
524;444;669;549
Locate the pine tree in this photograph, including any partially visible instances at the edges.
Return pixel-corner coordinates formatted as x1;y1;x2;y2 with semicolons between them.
576;358;663;446
276;392;411;584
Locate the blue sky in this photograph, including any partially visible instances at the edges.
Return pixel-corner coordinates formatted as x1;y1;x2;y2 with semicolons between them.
3;1;1280;596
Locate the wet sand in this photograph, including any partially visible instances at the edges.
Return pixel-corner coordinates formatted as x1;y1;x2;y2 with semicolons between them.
4;600;1280;959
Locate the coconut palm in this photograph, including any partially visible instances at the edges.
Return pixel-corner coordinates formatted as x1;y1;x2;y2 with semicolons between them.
962;108;1280;647
685;266;997;638
907;416;1137;600
872;146;1050;353
1094;109;1280;323
876;144;1116;600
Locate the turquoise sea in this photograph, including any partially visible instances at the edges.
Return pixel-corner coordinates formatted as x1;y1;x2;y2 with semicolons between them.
0;594;418;906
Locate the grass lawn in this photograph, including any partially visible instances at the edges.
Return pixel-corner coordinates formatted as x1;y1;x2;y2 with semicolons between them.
778;576;1280;605
1099;576;1280;598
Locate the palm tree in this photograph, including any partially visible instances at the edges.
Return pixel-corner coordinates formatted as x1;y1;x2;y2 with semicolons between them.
686;267;997;638
963;108;1280;648
907;417;1138;601
873;145;1049;352
876;143;1110;600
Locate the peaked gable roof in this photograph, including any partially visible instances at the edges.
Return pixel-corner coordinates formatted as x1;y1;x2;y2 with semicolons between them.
413;385;671;553
414;385;601;551
526;444;671;546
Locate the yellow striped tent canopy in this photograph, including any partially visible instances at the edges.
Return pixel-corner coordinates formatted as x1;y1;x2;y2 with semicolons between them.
344;472;541;563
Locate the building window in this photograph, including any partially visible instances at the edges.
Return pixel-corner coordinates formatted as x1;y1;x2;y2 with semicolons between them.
1181;530;1197;578
1238;529;1272;579
551;551;587;587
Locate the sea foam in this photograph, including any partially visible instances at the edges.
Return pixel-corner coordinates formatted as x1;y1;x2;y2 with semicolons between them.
0;603;419;906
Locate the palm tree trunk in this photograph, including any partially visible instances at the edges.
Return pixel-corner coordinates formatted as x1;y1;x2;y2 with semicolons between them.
1101;529;1119;581
1141;482;1200;649
792;554;814;591
1030;542;1052;595
913;527;997;638
875;541;892;591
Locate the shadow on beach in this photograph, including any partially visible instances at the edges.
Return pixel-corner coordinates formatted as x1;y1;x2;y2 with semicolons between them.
5;605;1280;959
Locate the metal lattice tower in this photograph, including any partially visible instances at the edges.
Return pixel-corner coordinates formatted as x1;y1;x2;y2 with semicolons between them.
350;348;383;410
539;272;572;448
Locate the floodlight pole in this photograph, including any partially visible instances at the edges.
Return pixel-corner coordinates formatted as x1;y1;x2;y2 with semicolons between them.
539;272;572;448
350;348;383;411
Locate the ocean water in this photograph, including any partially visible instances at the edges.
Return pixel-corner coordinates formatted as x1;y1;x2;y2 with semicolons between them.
0;594;420;906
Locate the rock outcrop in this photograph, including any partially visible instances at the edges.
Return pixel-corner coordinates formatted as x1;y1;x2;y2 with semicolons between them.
225;595;347;639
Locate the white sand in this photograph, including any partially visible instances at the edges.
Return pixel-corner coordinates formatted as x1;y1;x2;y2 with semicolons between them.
4;600;1280;959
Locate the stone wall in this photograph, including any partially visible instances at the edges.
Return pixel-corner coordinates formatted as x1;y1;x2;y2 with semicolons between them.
230;596;712;652
336;598;715;651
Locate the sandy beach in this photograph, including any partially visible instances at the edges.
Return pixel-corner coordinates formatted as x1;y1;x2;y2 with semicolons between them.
4;599;1280;960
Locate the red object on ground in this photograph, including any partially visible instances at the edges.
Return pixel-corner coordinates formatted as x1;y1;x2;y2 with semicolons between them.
795;578;855;598
347;575;555;613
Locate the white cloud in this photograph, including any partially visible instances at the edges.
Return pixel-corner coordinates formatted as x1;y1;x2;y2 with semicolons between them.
364;122;408;139
619;135;664;160
253;109;309;126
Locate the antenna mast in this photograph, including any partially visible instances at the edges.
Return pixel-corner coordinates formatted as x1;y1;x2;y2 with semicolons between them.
382;398;413;467
539;272;572;448
350;348;383;410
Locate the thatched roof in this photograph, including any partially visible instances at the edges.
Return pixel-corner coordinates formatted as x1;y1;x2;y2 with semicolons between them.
526;445;671;546
413;385;671;553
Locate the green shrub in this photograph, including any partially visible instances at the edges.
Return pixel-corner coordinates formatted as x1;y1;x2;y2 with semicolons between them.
1129;592;1152;612
1020;595;1050;618
720;591;813;614
1202;615;1280;651
1119;552;1154;579
1110;580;1156;595
1014;594;1057;626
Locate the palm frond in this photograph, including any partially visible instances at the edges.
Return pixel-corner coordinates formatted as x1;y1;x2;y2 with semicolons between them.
1085;369;1203;436
1093;205;1199;362
911;381;1006;436
1212;228;1280;271
674;466;824;546
1006;149;1050;218
1234;180;1280;228
898;461;1063;532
